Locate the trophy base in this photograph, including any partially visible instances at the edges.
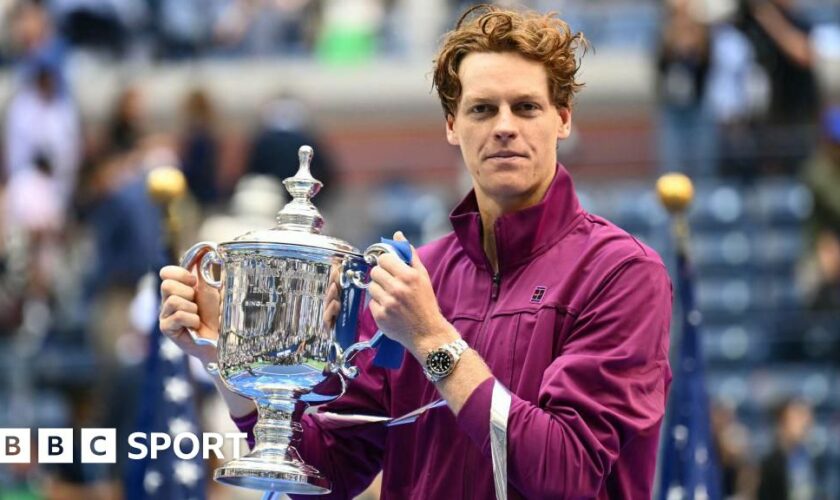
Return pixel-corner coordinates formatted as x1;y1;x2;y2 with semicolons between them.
214;454;331;494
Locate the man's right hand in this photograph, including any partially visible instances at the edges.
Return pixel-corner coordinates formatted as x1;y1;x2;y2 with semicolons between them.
159;264;221;366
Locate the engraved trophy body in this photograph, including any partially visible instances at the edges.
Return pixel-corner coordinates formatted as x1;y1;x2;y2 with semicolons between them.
179;146;402;494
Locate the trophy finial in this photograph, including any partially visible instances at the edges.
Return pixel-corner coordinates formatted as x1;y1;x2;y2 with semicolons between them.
299;145;314;171
657;173;694;215
277;145;325;233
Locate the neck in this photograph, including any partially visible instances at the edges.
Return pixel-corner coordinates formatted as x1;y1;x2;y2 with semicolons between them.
476;192;529;273
473;162;556;273
480;209;500;273
475;174;554;273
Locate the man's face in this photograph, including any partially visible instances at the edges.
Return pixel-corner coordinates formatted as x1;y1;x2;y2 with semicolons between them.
446;51;571;212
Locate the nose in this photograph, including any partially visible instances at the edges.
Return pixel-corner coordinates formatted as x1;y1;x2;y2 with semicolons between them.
493;107;518;142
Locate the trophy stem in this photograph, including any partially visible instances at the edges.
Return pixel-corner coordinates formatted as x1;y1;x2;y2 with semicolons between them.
213;390;331;494
252;401;298;452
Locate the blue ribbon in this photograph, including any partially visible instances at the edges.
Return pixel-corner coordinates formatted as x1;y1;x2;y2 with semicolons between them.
370;238;410;369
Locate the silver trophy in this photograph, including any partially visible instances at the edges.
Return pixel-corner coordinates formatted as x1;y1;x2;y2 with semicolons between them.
179;146;401;494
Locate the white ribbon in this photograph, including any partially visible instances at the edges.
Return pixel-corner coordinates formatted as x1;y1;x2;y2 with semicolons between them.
490;381;512;500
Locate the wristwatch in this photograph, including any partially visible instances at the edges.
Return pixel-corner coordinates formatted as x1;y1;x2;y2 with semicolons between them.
423;339;469;382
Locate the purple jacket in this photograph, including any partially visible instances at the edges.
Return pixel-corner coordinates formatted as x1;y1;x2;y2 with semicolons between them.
234;165;673;499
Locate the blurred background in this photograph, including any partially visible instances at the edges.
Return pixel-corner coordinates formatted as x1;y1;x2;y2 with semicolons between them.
0;0;839;498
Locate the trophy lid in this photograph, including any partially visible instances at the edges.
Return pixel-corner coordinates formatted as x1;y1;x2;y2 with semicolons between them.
228;145;359;255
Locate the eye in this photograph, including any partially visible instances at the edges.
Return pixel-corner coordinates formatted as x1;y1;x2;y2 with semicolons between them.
516;102;541;114
469;104;492;114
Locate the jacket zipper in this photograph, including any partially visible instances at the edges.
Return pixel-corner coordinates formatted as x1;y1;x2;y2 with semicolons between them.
464;269;502;498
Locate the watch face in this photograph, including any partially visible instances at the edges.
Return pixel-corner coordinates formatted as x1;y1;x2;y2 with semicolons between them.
427;350;453;376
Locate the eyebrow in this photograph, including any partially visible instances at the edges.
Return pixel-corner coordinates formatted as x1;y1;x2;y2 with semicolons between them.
461;93;545;104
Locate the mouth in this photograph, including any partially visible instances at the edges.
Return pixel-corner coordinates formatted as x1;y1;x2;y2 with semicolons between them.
485;150;527;161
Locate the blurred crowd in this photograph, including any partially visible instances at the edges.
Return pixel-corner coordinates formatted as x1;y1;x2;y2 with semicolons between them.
0;0;397;63
656;3;840;497
657;0;840;311
656;0;839;179
0;0;838;499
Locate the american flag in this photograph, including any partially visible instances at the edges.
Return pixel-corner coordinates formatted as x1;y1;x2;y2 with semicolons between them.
658;252;722;500
124;274;207;500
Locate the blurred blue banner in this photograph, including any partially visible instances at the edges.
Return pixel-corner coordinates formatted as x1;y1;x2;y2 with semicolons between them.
658;252;722;500
123;275;207;500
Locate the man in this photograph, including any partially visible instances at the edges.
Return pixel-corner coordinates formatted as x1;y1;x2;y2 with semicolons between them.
160;5;672;498
757;399;817;500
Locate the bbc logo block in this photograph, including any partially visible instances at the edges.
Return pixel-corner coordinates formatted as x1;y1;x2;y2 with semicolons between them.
0;429;30;464
81;429;117;464
39;429;73;463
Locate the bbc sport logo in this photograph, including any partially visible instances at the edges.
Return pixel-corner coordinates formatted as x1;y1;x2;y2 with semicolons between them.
0;428;247;463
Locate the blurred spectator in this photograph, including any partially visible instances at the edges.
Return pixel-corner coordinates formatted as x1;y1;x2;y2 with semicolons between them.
154;0;217;59
711;402;757;499
740;0;820;172
3;153;64;235
179;88;221;208
656;0;715;178
212;0;316;57
53;0;148;57
2;153;64;304
81;154;163;299
799;107;840;310
77;88;166;379
757;399;817;500
106;86;146;155
246;94;336;204
5;0;68;84
3;62;81;207
706;1;770;177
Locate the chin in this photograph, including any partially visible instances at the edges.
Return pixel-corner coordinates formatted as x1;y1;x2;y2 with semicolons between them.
482;181;534;202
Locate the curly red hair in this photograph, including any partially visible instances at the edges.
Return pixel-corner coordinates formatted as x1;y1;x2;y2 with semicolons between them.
433;4;587;117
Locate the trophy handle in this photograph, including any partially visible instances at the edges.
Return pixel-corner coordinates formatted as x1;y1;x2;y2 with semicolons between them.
300;369;348;405
179;241;222;350
333;331;390;379
342;242;404;289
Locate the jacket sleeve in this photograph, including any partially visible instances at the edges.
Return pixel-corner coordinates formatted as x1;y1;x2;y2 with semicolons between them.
232;309;390;499
455;257;673;498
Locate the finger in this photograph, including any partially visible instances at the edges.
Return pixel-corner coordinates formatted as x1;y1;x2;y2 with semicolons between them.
325;282;339;303
160;266;197;286
161;279;196;301
376;253;412;278
367;281;390;306
161;310;200;336
407;243;426;272
368;297;385;323
323;299;340;326
370;265;401;293
160;295;198;318
329;262;340;285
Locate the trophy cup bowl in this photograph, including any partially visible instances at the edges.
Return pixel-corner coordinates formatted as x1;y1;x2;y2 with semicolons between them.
178;146;403;494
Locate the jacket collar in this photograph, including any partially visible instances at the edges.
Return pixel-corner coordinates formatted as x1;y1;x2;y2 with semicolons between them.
449;164;584;274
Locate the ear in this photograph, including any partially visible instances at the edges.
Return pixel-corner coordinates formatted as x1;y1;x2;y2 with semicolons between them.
445;114;459;146
556;106;572;140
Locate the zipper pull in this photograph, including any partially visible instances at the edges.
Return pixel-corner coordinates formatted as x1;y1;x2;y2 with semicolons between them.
491;273;501;300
